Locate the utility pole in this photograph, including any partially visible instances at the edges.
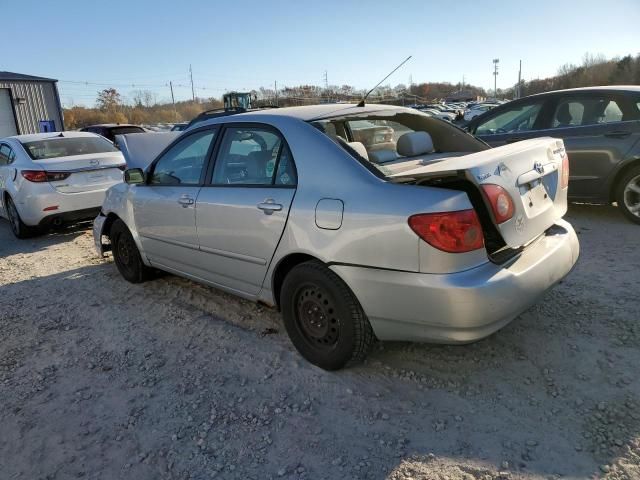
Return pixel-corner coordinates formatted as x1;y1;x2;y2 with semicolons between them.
462;74;465;91
274;80;278;106
189;65;195;102
492;59;500;99
169;81;177;120
517;59;522;99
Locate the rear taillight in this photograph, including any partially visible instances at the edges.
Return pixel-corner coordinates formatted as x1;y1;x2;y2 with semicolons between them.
481;184;515;224
21;170;71;183
21;170;47;182
409;210;484;253
561;153;569;189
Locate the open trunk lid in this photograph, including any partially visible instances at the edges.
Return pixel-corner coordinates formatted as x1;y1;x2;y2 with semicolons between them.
33;152;125;194
390;137;569;248
117;132;180;169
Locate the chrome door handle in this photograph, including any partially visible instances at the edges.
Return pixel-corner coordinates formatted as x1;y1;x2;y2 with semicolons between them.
257;199;283;214
178;195;194;207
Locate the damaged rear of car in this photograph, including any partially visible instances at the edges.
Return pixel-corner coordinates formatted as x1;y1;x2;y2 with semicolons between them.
310;106;579;344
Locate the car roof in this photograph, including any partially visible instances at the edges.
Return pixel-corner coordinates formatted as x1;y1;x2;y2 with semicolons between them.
6;131;100;142
527;85;640;98
83;124;143;128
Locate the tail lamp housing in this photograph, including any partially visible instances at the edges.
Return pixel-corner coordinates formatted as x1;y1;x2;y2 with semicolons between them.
481;184;515;224
21;170;71;183
561;153;570;189
409;209;484;253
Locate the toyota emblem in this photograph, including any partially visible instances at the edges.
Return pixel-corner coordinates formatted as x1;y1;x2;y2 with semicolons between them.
534;161;544;174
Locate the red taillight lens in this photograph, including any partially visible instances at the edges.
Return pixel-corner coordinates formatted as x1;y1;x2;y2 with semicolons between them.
409;210;484;253
21;170;70;182
21;170;48;182
481;184;515;224
561;153;569;189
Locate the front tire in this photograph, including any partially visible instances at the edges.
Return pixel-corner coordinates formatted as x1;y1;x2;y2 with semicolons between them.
110;219;152;283
5;196;40;239
615;166;640;225
280;261;375;370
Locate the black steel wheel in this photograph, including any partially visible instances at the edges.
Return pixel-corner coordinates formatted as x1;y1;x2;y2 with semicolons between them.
280;261;374;370
110;219;152;283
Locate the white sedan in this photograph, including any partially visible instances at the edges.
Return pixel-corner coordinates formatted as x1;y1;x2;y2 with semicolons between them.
0;132;125;238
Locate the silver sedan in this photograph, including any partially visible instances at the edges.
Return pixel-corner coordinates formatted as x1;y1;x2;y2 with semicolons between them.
94;104;579;370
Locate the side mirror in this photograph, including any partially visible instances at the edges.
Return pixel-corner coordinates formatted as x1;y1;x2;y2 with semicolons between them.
124;168;145;184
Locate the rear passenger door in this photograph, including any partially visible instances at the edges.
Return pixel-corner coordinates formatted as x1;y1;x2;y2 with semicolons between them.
544;92;640;200
194;124;297;297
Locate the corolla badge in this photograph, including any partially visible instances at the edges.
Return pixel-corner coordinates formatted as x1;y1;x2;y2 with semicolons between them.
534;161;545;174
515;214;525;233
90;159;100;166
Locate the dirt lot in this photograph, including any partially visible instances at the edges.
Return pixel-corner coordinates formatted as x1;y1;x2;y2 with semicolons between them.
0;204;638;480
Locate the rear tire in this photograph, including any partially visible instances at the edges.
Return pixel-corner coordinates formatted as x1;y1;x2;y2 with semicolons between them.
280;261;375;370
615;166;640;225
5;196;40;239
110;219;152;283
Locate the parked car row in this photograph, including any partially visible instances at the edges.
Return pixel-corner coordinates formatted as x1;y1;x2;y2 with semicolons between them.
2;85;638;370
411;99;506;122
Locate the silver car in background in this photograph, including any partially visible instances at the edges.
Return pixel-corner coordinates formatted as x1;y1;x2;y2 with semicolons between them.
94;104;579;370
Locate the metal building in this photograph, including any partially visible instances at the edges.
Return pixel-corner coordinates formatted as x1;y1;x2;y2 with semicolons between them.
0;71;65;137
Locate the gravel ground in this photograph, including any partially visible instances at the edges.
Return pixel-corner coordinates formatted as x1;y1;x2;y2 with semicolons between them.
0;204;638;480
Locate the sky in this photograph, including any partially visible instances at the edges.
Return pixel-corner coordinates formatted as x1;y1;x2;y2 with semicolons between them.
1;0;638;107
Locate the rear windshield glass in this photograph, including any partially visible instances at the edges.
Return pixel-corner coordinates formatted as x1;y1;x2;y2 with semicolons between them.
22;136;119;160
110;126;145;136
310;110;488;177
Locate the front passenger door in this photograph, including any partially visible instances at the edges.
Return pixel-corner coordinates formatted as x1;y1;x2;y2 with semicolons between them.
472;99;549;147
132;128;217;272
195;125;297;296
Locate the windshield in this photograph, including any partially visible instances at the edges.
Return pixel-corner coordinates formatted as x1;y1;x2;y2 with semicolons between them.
311;110;488;177
22;136;119;160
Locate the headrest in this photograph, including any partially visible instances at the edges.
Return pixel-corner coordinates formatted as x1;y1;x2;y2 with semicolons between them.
347;141;368;160
368;149;397;164
397;131;434;156
556;103;572;124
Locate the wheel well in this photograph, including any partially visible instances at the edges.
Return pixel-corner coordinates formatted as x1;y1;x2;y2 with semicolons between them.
609;160;640;202
271;253;320;309
103;213;120;239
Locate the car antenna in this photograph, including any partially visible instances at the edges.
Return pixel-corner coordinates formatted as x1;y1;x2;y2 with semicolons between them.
357;55;412;107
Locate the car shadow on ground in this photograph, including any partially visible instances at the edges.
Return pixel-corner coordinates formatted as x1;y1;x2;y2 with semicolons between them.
0;218;92;257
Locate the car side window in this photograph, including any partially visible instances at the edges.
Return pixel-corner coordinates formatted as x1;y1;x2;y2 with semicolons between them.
551;96;625;127
0;144;15;166
212;127;296;186
150;129;216;185
475;102;543;135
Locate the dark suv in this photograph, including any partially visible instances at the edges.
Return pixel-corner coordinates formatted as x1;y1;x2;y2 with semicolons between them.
80;124;146;144
465;86;640;223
